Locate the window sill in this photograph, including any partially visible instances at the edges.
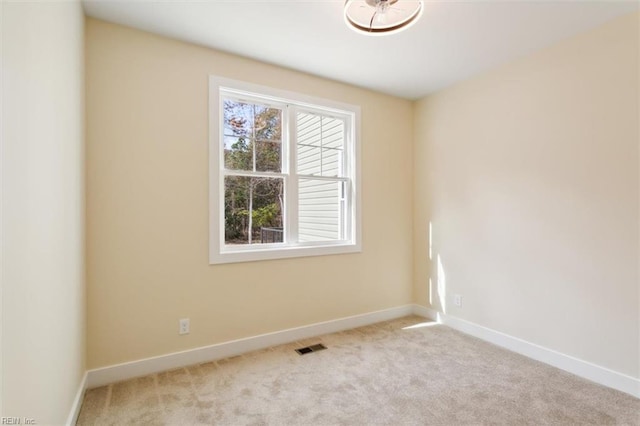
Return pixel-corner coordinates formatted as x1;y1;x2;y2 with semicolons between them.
209;242;362;265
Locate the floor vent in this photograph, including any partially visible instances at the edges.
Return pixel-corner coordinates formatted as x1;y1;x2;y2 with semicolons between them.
295;343;327;355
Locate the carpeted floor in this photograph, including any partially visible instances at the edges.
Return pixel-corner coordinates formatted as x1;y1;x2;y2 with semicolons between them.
77;316;640;425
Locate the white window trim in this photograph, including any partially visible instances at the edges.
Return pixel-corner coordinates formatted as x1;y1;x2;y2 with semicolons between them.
209;76;362;264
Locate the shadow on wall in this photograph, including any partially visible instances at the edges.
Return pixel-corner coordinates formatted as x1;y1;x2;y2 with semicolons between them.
428;220;448;314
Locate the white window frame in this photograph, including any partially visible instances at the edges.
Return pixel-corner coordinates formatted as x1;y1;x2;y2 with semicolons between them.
209;76;361;264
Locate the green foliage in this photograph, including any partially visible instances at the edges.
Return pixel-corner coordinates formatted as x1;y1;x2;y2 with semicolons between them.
226;137;252;170
252;204;279;228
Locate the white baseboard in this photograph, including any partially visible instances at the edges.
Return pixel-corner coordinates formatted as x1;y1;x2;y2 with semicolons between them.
411;305;640;399
411;304;438;320
85;304;639;399
86;304;415;389
66;371;87;426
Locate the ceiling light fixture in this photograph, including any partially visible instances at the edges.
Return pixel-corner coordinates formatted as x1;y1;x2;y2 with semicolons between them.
344;0;424;36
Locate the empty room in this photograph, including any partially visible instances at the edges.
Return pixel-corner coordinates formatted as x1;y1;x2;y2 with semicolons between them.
1;0;639;424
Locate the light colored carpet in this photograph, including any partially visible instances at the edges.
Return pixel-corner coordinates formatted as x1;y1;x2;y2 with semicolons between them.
77;316;640;425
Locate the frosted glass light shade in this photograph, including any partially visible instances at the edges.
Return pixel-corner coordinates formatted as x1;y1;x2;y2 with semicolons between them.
344;0;423;35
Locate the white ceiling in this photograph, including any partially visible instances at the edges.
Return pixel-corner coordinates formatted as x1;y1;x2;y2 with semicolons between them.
82;0;638;100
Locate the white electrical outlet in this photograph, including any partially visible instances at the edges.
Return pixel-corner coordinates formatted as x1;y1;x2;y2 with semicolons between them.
179;318;190;335
453;294;462;307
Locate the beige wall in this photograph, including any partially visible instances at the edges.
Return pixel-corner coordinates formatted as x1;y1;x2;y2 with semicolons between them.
85;19;414;369
1;1;86;423
414;12;639;378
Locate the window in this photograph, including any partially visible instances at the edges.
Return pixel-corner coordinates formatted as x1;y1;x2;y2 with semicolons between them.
209;77;361;264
